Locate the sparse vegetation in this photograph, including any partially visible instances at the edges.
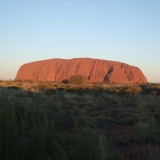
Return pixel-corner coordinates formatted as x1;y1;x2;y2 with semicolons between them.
0;80;160;160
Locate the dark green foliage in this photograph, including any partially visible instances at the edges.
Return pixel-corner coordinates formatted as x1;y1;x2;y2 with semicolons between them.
0;84;160;159
0;106;102;160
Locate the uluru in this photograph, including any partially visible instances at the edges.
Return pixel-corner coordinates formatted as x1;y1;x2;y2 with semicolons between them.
15;58;147;83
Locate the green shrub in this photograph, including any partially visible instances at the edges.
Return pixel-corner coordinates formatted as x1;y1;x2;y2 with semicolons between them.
125;86;143;94
151;90;158;96
70;75;85;84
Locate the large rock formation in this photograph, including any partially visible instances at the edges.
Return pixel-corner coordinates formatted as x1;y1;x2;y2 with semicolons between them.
15;58;147;83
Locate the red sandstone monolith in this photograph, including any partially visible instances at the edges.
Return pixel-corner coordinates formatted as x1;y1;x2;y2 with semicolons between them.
15;58;147;83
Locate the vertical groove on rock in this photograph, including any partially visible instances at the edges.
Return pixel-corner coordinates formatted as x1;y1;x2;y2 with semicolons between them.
88;60;96;80
55;62;63;81
104;67;113;82
75;64;80;75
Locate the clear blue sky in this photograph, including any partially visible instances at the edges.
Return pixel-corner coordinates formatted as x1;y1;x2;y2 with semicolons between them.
0;0;160;82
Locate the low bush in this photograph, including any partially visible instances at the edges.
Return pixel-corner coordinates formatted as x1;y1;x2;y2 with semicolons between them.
125;86;143;94
70;75;86;84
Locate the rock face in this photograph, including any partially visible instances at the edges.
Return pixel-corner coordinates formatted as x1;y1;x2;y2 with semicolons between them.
15;58;147;83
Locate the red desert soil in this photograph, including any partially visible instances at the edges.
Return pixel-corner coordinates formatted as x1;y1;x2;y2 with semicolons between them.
16;58;147;83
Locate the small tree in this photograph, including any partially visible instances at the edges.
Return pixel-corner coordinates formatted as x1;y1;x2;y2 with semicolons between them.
151;90;158;96
125;86;143;95
70;75;85;84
